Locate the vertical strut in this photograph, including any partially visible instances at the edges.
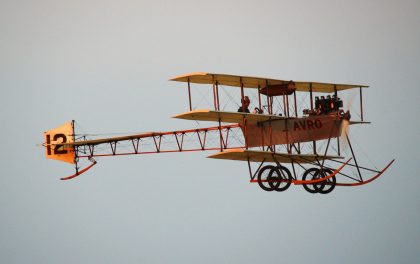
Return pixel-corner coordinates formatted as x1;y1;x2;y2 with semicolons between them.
266;80;270;114
309;83;313;111
283;92;287;116
335;85;340;156
218;119;223;151
212;75;217;111
285;119;290;153
243;117;248;150
224;127;230;148
291;160;297;180
71;120;79;174
309;83;316;154
360;87;364;121
181;133;185;150
293;91;300;152
187;78;192;111
215;82;220;111
270;96;274;115
337;137;341;156
203;130;207;148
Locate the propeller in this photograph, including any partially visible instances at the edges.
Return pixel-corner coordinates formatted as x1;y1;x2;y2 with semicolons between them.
339;92;356;151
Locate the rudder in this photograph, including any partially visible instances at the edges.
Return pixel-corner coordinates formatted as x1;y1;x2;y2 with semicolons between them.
44;121;76;164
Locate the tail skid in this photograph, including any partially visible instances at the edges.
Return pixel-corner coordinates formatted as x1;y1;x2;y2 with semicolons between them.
60;157;97;181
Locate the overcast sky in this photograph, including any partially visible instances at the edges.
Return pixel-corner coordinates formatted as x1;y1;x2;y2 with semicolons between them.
1;0;419;263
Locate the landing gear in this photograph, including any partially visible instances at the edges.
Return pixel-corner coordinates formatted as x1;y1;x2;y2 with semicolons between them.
256;165;337;194
257;165;292;192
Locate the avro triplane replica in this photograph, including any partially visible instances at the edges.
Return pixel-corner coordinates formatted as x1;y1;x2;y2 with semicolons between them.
43;72;394;194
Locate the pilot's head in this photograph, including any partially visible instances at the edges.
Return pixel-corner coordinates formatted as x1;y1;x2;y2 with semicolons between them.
242;96;250;106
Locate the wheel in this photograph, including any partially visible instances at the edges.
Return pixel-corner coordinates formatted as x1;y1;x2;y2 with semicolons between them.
317;169;336;194
302;168;320;193
313;169;327;192
268;165;292;192
267;169;281;190
257;165;276;191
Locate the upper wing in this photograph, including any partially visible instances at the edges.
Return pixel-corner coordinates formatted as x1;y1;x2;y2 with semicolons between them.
170;72;368;93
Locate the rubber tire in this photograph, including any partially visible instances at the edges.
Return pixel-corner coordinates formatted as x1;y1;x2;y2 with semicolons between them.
269;165;292;192
267;168;281;190
257;165;276;192
313;169;327;192
302;168;320;193
318;169;336;194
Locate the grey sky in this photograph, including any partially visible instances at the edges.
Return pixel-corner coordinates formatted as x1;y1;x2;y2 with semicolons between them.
1;0;419;263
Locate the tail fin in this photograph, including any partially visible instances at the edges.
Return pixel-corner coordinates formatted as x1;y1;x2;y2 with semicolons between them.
43;121;76;164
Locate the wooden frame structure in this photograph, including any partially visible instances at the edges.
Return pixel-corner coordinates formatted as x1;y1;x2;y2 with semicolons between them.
42;72;394;194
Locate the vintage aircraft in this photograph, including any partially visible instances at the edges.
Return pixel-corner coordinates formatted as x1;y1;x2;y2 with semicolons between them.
42;72;394;193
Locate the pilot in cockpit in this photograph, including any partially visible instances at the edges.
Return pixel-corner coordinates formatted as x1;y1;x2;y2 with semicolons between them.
237;96;251;113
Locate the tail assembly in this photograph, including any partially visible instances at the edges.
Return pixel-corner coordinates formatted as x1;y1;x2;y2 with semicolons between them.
43;120;97;180
44;121;76;164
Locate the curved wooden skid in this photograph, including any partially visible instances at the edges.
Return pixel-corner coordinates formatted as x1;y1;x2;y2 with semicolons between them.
335;159;395;187
292;158;351;185
60;161;97;181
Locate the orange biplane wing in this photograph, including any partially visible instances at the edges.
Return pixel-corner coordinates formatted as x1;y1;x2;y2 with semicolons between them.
207;149;342;163
171;72;368;93
173;109;287;123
